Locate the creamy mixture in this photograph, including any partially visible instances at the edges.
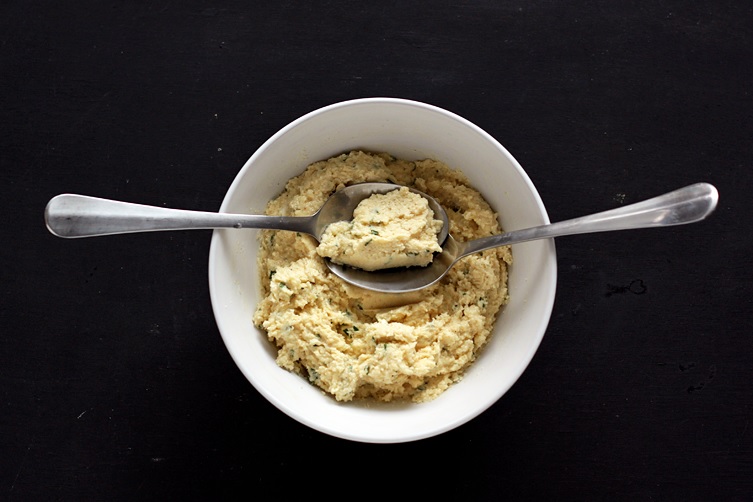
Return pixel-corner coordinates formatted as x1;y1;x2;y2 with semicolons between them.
253;151;512;403
316;186;443;271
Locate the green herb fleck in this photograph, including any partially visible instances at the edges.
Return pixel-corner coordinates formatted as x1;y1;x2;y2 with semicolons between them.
308;367;320;383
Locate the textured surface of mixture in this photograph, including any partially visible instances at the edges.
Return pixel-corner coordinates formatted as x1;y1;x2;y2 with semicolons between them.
316;186;443;271
253;151;512;403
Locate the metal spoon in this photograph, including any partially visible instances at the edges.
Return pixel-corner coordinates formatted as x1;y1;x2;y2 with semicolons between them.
326;182;719;293
44;182;449;268
45;182;718;294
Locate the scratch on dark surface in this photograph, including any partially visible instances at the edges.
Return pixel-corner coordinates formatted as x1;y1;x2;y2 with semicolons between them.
10;438;33;492
679;361;697;372
687;381;706;393
686;364;717;394
605;279;647;297
708;365;717;380
200;7;224;17
570;302;583;316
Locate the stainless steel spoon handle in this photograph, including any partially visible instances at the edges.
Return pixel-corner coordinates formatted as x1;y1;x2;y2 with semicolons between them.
461;182;719;257
45;194;315;238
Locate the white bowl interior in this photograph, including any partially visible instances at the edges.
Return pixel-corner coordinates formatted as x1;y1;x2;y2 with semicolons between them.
208;98;557;443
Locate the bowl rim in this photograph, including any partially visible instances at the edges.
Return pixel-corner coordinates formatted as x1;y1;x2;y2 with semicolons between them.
208;97;557;443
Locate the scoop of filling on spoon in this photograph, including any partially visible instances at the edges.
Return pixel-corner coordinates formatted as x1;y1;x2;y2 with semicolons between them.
316;186;443;271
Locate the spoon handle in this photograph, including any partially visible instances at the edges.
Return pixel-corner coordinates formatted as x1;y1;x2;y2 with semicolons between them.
462;182;719;256
45;194;314;238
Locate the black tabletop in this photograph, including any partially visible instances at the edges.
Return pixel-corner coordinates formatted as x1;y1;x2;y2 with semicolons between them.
3;1;752;499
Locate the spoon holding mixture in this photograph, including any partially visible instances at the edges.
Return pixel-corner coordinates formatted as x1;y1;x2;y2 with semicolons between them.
327;182;718;293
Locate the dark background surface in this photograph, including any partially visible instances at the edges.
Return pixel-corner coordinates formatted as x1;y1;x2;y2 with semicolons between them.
2;1;752;500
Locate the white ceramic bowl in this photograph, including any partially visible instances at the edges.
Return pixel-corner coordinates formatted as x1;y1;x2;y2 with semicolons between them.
208;98;557;443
